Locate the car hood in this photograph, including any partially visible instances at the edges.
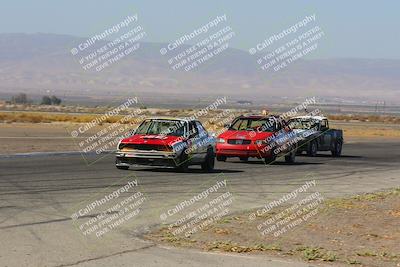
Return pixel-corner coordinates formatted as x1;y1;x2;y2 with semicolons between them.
292;128;319;138
218;130;275;140
120;134;184;146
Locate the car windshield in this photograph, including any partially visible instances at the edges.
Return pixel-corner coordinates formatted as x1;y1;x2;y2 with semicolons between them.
229;118;276;132
288;118;318;130
135;120;186;136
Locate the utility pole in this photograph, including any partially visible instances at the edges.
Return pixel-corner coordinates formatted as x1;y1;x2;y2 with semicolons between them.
383;101;386;114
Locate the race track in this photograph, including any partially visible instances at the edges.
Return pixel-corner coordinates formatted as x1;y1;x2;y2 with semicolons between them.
0;141;399;267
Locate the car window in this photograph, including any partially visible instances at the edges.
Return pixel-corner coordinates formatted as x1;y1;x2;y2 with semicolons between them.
276;121;282;131
250;120;264;128
230;118;276;132
288;119;318;130
135;120;185;136
321;119;328;129
195;121;207;137
230;119;248;130
135;120;152;134
188;121;199;138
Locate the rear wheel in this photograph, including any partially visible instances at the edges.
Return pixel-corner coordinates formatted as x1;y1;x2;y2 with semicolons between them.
307;140;318;157
331;140;342;157
201;148;215;172
285;149;296;163
216;155;227;162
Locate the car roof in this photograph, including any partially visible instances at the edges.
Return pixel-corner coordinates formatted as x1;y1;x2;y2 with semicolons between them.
291;115;327;121
239;114;275;118
238;114;282;120
144;117;194;122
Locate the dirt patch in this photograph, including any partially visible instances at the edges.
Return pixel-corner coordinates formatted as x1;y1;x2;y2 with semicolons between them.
146;189;400;267
332;122;400;139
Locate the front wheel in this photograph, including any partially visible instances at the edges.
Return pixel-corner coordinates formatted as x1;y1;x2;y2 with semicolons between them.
264;155;276;164
176;152;189;172
331;140;342;157
285;149;296;163
201;149;215;172
216;155;227;162
307;140;318;157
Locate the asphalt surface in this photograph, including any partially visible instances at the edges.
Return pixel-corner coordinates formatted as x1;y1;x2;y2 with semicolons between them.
0;141;399;267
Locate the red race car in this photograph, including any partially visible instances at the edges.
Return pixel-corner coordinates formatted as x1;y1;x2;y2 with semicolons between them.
216;115;298;164
115;118;216;172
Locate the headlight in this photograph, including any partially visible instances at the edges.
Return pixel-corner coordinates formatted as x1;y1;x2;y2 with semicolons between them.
216;138;226;143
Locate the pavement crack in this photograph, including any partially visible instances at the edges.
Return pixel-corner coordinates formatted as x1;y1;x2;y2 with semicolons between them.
53;244;156;267
0;217;71;229
0;213;113;229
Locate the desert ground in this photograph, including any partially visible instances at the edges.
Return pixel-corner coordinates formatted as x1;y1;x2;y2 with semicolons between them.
1;107;399;267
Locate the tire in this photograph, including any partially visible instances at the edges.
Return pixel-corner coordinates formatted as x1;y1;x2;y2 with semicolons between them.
176;152;189;172
216;155;227;162
307;140;318;157
116;165;129;170
285;150;296;163
331;140;342;157
201;148;215;172
239;157;248;162
264;155;276;164
115;158;129;170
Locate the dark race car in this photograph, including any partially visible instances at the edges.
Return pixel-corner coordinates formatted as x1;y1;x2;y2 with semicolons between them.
288;116;343;157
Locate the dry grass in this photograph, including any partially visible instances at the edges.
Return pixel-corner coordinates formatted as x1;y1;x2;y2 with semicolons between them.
0;110;240;125
1;111;400;139
0;112;126;124
147;188;400;267
332;123;400;139
343;127;400;139
328;114;400;124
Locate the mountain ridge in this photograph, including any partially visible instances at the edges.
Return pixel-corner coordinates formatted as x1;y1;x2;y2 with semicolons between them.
0;33;399;103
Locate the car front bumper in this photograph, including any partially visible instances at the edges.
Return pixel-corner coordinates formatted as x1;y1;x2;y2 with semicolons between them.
115;150;179;167
216;144;273;158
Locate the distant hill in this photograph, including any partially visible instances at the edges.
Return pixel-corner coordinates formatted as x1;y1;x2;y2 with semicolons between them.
0;33;399;104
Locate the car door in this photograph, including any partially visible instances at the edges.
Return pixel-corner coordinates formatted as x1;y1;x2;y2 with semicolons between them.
319;119;332;150
273;120;290;154
195;121;210;160
186;121;202;162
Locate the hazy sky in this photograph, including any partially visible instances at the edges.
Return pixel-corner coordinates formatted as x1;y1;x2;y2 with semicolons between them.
1;0;399;59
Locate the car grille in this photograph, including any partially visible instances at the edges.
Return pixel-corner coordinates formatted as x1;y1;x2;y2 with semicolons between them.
227;139;251;145
119;143;169;151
